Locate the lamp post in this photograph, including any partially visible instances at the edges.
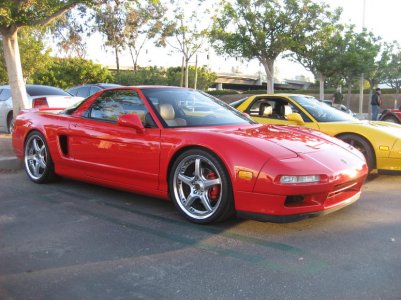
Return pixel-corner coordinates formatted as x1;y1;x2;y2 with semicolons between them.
359;0;366;116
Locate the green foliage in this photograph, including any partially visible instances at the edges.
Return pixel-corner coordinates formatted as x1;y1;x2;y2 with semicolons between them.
33;57;112;89
0;28;51;83
0;1;96;29
113;66;216;90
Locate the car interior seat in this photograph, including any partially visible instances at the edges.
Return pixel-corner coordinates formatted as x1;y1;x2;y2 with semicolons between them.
259;103;273;117
159;103;187;126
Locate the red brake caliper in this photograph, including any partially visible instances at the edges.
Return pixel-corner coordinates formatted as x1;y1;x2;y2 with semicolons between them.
207;171;220;201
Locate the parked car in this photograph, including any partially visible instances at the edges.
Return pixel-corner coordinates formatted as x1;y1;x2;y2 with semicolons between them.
13;86;368;224
67;83;121;98
0;84;83;133
231;94;401;173
379;108;401;124
322;99;356;116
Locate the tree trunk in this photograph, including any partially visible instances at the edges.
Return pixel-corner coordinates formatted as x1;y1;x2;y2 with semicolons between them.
346;81;352;108
184;58;189;88
1;29;29;117
261;59;274;94
115;46;120;72
318;72;325;100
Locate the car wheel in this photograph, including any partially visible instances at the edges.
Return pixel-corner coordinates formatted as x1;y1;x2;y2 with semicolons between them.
169;149;234;224
7;112;13;134
382;115;400;124
338;134;375;172
24;131;57;183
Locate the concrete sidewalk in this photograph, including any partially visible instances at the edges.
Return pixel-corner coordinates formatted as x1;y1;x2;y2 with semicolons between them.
0;134;22;170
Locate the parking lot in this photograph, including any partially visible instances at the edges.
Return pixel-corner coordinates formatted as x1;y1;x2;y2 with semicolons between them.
1;133;400;300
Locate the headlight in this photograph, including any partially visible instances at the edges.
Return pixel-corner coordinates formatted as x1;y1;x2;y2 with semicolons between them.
279;175;321;184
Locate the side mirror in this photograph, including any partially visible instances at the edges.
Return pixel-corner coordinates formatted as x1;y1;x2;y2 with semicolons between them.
117;114;145;133
287;113;305;125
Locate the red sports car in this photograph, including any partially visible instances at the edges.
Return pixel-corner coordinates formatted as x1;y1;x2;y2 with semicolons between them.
379;108;401;124
12;86;368;224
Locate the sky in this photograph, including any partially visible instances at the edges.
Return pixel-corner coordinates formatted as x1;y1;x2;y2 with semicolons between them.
86;0;401;82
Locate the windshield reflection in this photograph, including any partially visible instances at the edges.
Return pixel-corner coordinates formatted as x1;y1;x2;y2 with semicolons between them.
290;96;357;122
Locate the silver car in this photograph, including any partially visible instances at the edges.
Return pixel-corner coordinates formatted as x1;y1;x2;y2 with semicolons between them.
0;84;83;133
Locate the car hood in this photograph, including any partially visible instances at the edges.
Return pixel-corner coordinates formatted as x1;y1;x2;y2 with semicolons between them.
363;120;401;137
200;124;359;158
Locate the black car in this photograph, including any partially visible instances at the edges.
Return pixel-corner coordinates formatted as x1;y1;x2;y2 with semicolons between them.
67;83;121;98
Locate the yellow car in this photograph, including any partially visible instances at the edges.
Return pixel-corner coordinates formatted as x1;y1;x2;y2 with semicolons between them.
232;94;401;173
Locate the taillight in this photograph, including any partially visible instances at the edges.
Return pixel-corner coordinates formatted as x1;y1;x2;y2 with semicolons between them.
32;97;48;108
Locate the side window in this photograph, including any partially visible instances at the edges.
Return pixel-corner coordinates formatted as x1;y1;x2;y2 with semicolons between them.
87;89;153;126
247;98;300;120
89;86;101;96
76;87;90;98
288;103;312;122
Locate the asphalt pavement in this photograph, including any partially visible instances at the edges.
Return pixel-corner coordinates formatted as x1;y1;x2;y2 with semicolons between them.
0;134;22;170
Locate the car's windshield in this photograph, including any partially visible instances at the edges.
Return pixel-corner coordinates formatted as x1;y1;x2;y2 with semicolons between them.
141;88;254;127
290;95;357;122
59;99;86;115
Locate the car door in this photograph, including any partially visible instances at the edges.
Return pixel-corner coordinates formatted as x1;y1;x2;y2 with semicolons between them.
67;89;161;192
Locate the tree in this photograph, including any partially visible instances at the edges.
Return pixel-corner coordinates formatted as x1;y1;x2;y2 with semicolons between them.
159;0;210;88
124;0;166;72
0;0;94;116
211;0;336;93
1;28;52;83
383;44;401;108
337;27;380;107
50;8;89;59
94;0;127;73
288;21;343;100
365;41;393;99
33;57;112;89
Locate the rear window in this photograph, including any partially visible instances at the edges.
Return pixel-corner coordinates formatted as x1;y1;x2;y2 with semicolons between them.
26;85;71;96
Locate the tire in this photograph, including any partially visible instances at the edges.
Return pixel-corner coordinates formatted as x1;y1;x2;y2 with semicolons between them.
169;149;235;224
7;112;13;134
24;131;57;183
337;134;375;172
382;115;400;124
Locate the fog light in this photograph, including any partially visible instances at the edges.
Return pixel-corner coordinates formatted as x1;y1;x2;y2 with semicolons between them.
280;175;320;184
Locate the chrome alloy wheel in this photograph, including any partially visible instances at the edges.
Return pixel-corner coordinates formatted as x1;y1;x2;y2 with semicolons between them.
173;155;223;220
25;134;48;180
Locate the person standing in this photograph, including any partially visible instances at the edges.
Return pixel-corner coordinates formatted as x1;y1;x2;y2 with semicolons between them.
332;88;343;109
371;88;382;120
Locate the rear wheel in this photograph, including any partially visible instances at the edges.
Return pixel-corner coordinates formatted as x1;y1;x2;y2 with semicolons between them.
7;112;13;133
338;134;375;172
169;149;234;224
24;131;57;183
382;115;400;124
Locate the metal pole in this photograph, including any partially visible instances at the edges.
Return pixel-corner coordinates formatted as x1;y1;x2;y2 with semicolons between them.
194;54;198;90
359;0;366;116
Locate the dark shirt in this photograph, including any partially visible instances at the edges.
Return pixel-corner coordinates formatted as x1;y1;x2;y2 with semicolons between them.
371;93;381;106
333;92;343;104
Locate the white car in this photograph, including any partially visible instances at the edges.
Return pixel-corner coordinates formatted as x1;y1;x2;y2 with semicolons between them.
0;84;83;133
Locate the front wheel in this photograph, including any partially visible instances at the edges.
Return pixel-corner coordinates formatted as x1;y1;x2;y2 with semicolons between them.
382;115;400;124
24;131;57;183
337;134;375;172
169;149;234;224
